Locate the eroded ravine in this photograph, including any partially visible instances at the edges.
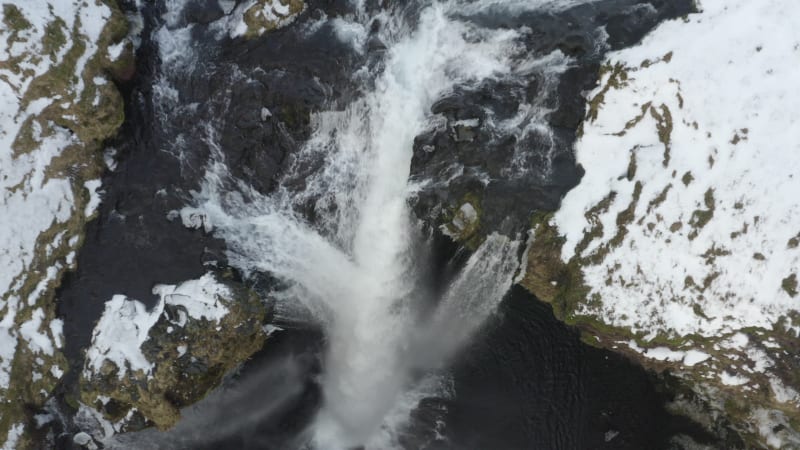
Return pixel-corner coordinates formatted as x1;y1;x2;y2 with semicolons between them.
44;0;719;449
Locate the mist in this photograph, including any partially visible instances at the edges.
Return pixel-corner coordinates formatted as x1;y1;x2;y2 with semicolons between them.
156;0;564;448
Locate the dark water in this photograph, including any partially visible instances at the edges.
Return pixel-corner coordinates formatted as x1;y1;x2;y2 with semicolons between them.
51;0;717;448
117;286;712;449
442;286;711;449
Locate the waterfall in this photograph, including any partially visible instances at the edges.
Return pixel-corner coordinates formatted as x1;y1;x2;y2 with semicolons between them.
138;0;582;447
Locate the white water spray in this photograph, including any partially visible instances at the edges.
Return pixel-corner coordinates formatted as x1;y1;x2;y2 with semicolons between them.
150;0;582;447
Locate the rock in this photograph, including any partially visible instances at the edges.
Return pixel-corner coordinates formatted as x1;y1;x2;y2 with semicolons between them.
453;122;479;143
410;0;688;246
57;3;360;440
79;273;269;432
72;431;97;449
366;35;387;52
241;0;306;38
183;0;225;25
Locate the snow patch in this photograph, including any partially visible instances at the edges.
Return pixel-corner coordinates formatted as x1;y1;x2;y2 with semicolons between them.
720;372;749;387
552;0;800;365
0;0;115;403
1;423;23;450
752;409;800;449
682;350;710;367
84;295;163;378
84;179;103;217
208;0;306;39
18;308;55;356
769;378;800;405
84;274;231;378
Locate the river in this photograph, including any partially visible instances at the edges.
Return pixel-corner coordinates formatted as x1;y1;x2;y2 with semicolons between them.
55;0;710;448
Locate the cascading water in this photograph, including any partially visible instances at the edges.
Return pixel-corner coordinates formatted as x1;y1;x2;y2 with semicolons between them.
183;5;524;447
133;0;588;448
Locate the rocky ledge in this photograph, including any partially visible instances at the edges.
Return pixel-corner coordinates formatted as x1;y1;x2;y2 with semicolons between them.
75;272;268;445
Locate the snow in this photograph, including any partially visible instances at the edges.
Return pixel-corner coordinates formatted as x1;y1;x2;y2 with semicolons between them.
627;341;710;367
107;41;125;60
682;350;711;367
452;118;480;128
208;0;306;39
152;273;231;322
752;409;800;449
769;378;800;404
84;179;103;217
553;0;800;346
0;320;18;389
1;424;23;450
0;0;113;401
50;365;64;379
18;308;55;356
49;319;64;349
104;147;118;171
645;347;684;362
84;274;232;378
84;295;162;378
451;203;478;233
720;372;749;387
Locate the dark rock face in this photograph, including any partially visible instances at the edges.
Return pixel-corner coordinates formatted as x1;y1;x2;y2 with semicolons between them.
57;0;361;373
52;0;709;447
409;0;693;239
54;3;362;437
182;0;224;25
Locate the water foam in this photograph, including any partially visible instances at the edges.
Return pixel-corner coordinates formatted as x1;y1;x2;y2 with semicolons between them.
159;0;572;447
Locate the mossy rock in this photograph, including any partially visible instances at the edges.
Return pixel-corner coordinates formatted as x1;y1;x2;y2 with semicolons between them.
242;0;305;38
440;192;485;250
79;276;269;430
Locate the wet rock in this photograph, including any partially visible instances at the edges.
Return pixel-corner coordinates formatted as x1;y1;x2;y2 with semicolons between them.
366;34;387;52
57;1;360;413
557;34;589;57
453;122;478;143
183;0;225;25
408;0;692;246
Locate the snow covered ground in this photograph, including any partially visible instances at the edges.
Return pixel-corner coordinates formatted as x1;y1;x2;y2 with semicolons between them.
548;0;800;445
0;0;126;446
